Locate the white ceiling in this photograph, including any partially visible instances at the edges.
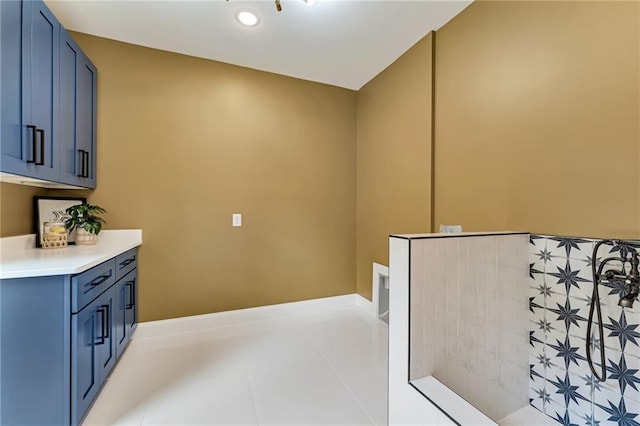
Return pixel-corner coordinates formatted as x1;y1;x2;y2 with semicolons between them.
45;0;472;90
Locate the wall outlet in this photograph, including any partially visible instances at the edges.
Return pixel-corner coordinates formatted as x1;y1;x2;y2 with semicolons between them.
232;213;242;227
439;224;462;233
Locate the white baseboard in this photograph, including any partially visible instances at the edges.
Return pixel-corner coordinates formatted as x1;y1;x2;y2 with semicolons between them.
135;293;357;340
355;294;376;317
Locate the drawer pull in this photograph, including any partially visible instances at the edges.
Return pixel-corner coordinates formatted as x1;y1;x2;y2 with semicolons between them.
89;271;112;287
125;280;135;310
119;257;136;268
95;306;106;345
83;150;89;178
78;149;86;177
102;304;110;339
26;125;37;163
36;129;45;166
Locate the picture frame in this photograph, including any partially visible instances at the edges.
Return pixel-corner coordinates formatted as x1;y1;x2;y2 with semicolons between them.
33;196;87;248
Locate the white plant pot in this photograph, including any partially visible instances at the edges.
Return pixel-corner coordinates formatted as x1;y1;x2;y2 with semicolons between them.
76;228;98;245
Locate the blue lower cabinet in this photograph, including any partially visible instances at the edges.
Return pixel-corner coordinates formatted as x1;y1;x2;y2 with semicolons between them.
96;285;117;383
115;277;129;359
116;269;137;359
72;285;117;424
71;299;100;425
0;275;71;425
0;249;138;425
125;271;138;340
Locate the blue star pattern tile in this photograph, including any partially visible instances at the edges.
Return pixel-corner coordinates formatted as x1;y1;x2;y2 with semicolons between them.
606;354;640;395
582;414;601;426
604;311;640;352
531;330;544;346
537;318;554;335
595;396;640;426
548;371;590;407
548;236;593;262
549;298;588;332
530;236;548;276
536;351;553;369
530;384;549;413
547;259;592;299
601;241;640;260
531;363;544;380
530;235;640;426
530;295;544;313
539;248;554;264
547;336;587;370
553;409;580;426
531;262;544;279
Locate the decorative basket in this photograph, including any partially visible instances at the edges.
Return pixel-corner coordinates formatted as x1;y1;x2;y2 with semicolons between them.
42;232;68;249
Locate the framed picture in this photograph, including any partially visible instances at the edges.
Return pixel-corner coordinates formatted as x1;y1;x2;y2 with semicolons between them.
33;196;86;248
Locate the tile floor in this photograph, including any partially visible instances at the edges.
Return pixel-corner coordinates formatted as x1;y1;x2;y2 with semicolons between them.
83;305;388;426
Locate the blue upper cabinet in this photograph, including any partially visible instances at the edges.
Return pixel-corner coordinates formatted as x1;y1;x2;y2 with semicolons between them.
0;0;23;175
59;30;97;188
0;0;97;189
22;1;60;181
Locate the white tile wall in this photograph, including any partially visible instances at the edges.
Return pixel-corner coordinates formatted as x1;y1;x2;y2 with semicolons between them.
392;233;530;425
413;235;529;421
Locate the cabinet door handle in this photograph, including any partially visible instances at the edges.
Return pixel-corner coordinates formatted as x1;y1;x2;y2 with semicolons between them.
26;125;37;163
35;129;45;165
102;304;110;338
77;149;86;177
96;307;106;345
119;256;135;268
89;271;112;287
83;151;89;178
125;280;135;310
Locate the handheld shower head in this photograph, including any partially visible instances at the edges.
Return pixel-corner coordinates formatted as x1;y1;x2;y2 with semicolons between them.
588;241;640;382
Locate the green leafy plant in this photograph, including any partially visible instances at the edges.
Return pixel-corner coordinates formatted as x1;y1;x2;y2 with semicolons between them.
65;203;107;235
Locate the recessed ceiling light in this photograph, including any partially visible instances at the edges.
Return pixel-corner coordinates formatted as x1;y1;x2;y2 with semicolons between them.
236;10;259;27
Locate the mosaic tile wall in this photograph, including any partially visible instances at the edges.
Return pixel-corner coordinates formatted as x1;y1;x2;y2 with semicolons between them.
529;235;640;426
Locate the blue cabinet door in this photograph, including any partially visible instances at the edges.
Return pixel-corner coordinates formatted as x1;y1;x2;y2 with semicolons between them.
58;30;80;186
72;285;116;424
97;285;117;384
76;51;97;188
116;270;137;359
71;301;100;425
58;29;97;188
20;0;59;181
126;271;138;336
0;0;25;175
115;278;129;359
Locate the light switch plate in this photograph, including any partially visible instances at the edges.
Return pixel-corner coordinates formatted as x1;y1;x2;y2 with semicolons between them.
439;225;462;233
232;213;242;227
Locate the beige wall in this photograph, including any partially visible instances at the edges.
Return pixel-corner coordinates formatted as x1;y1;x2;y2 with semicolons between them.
0;182;47;237
43;33;356;321
434;1;640;239
3;1;638;312
355;34;433;299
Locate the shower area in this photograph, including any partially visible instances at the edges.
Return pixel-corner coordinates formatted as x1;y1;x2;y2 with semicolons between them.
388;232;640;425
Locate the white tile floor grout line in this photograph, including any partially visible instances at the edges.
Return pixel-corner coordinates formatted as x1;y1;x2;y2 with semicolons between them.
302;330;381;426
244;369;262;426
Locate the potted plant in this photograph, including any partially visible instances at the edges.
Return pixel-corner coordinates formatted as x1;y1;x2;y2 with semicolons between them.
65;203;107;245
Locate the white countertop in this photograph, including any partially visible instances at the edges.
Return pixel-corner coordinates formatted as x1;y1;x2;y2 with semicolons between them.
0;229;142;279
